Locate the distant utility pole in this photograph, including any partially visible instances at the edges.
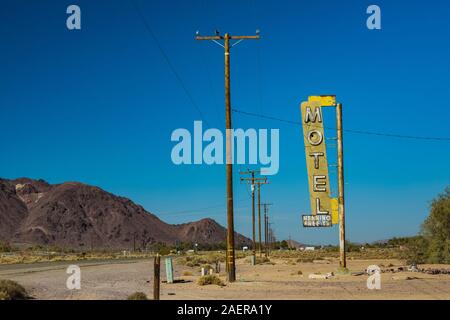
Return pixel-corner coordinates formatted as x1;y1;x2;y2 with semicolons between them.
240;170;266;264
262;203;273;257
268;222;274;255
196;30;260;282
255;178;268;257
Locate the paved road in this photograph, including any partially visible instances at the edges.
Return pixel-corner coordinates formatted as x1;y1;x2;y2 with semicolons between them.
0;258;149;276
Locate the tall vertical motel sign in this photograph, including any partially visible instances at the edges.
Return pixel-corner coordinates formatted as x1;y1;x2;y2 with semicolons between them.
300;96;338;228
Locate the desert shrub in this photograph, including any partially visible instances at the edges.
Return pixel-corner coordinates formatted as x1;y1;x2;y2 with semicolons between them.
421;187;450;264
345;241;361;253
0;280;28;300
235;251;249;259
178;253;224;267
0;241;13;252
255;256;272;264
127;292;148;300
398;236;429;264
285;259;296;265
197;275;225;287
385;188;450;264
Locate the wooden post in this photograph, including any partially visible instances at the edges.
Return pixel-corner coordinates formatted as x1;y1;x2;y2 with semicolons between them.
336;103;346;268
153;254;160;300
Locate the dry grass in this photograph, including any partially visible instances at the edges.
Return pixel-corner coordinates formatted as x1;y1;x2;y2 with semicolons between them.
197;275;225;287
285;259;297;265
182;270;193;276
0;280;28;300
271;248;405;261
0;251;154;265
177;252;225;267
250;256;274;265
127;292;148;300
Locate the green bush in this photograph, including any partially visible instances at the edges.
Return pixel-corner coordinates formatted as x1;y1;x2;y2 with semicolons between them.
0;280;28;300
421;187;450;264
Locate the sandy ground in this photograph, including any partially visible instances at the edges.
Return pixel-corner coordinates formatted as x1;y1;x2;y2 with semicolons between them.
1;257;449;300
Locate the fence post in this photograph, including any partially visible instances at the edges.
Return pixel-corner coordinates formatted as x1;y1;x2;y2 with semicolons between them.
153;254;160;300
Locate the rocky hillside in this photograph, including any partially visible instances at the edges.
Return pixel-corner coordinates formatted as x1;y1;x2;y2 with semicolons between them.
0;178;250;250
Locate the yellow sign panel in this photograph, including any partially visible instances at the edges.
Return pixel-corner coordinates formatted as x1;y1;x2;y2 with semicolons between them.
300;100;332;216
331;198;339;225
308;95;336;107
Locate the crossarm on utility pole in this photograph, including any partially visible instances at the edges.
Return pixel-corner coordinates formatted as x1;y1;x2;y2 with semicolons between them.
195;36;222;41
230;35;260;40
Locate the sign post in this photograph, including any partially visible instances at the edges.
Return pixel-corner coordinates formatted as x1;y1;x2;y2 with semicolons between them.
336;102;346;268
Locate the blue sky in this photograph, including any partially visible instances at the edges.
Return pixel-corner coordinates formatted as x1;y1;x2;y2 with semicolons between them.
0;0;449;244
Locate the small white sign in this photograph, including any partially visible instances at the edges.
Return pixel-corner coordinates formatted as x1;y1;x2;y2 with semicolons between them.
302;214;332;228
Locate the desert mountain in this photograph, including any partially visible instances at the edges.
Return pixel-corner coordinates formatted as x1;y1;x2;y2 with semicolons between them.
0;178;250;250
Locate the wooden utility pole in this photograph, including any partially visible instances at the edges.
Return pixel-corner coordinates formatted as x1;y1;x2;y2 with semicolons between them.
153;254;160;300
254;178;268;257
336;102;346;268
240;170;266;263
265;215;268;256
196;31;260;282
268;222;274;255
262;203;272;257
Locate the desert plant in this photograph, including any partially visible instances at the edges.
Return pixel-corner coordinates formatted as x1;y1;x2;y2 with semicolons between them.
127;292;148;300
0;280;28;300
197;275;225;287
0;241;13;252
249;256;272;264
421;187;450;264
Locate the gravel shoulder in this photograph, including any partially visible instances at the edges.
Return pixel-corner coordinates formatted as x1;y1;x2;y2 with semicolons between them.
1;257;449;300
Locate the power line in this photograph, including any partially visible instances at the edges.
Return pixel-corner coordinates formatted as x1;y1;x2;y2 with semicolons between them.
159;198;250;217
132;0;211;126
232;108;450;141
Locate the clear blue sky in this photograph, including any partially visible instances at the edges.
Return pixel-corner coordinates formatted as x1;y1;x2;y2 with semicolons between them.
1;0;449;245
